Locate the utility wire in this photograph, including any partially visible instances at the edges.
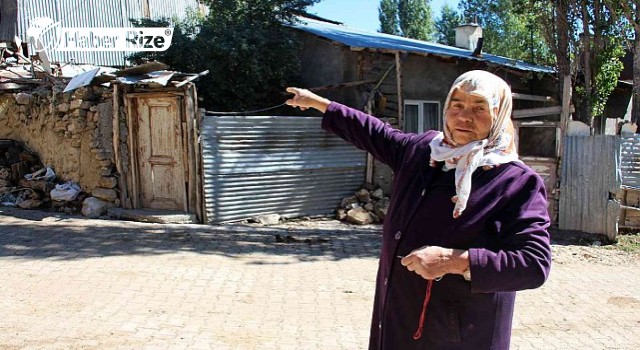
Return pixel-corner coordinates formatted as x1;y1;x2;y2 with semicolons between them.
205;102;289;116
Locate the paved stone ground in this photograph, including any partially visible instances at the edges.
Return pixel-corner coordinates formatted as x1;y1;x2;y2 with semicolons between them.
0;210;638;349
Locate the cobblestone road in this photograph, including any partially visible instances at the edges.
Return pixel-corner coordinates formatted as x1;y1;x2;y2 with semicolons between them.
0;211;638;349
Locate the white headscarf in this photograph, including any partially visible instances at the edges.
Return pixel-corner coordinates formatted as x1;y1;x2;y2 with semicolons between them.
428;70;521;218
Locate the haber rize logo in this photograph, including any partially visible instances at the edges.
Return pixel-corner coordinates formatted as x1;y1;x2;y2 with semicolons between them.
26;16;174;52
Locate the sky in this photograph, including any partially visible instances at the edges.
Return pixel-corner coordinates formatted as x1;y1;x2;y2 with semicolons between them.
308;0;461;33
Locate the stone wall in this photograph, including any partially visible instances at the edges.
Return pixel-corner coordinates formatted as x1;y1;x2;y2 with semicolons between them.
0;85;118;204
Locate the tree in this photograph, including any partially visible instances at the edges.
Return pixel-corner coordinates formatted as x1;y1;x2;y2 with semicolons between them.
379;0;400;35
435;4;462;46
398;0;435;41
458;0;554;65
572;0;626;125
378;0;435;40
128;0;320;111
604;0;640;125
517;0;626;127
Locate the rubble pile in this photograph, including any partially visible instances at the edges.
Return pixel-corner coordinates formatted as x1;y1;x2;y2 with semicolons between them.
0;139;50;209
336;185;390;225
0;140;90;213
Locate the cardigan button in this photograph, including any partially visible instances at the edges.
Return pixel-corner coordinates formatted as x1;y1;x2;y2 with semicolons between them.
384;277;388;285
394;231;402;240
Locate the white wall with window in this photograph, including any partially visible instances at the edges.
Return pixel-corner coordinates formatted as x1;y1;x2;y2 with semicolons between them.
404;100;441;133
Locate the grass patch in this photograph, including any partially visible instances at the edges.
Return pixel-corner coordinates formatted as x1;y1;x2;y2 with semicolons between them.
613;233;640;255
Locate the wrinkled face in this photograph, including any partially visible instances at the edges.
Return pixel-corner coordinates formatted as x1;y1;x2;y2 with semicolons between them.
445;88;494;145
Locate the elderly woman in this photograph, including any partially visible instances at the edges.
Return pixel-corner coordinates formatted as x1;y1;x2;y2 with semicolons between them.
286;70;551;350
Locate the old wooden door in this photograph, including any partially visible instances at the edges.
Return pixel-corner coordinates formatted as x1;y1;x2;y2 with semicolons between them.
129;95;187;211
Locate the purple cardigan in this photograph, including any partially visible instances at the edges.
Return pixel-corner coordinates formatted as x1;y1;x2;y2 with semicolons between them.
322;102;551;350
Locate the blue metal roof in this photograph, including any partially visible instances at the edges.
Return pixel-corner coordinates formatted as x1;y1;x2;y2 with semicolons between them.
291;17;555;74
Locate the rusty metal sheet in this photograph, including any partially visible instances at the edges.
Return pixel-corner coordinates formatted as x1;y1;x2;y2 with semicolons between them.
201;115;366;224
559;135;621;240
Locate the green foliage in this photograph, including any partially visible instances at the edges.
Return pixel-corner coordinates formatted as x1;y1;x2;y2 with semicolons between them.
592;41;625;117
379;0;435;40
379;0;400;35
569;1;627;122
398;0;435;41
458;0;555;65
128;0;319;111
435;4;462;46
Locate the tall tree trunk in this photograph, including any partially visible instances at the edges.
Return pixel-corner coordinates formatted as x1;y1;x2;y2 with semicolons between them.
578;1;592;126
550;0;572;119
556;0;571;77
633;33;640;126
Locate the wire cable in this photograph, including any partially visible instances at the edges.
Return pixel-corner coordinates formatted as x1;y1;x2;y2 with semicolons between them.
205;102;289;116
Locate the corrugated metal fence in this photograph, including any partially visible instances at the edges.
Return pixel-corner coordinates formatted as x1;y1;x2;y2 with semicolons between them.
16;0;200;66
621;135;640;188
559;135;621;240
201;115;366;224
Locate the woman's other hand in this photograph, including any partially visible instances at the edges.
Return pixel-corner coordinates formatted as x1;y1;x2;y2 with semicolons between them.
400;246;469;281
285;87;332;113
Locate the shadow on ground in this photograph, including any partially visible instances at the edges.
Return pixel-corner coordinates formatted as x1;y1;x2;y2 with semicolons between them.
0;208;382;262
549;227;613;246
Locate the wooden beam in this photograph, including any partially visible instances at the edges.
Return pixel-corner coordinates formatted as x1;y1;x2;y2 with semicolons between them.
514;120;559;127
124;95;140;209
395;51;403;129
559;74;572;158
621;205;640;212
364;102;375;185
513;106;562;118
512;92;557;103
112;84;125;208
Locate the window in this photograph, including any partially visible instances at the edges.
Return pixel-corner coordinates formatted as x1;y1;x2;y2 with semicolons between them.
404;100;441;133
517;125;557;158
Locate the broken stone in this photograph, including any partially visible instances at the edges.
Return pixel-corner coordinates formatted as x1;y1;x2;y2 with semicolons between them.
69;109;87;118
363;202;375;211
371;188;384;200
340;195;358;208
92;188;117;201
346;202;361;210
355;188;371;203
80;101;93;110
99;159;112;167
94;152;112;161
18;199;43;209
99;176;118;189
70;99;83;110
253;214;280;225
374;197;390;222
14;92;32;105
336;208;347;220
82;197;113;218
56;102;70;112
346;208;375;225
101;167;113;176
